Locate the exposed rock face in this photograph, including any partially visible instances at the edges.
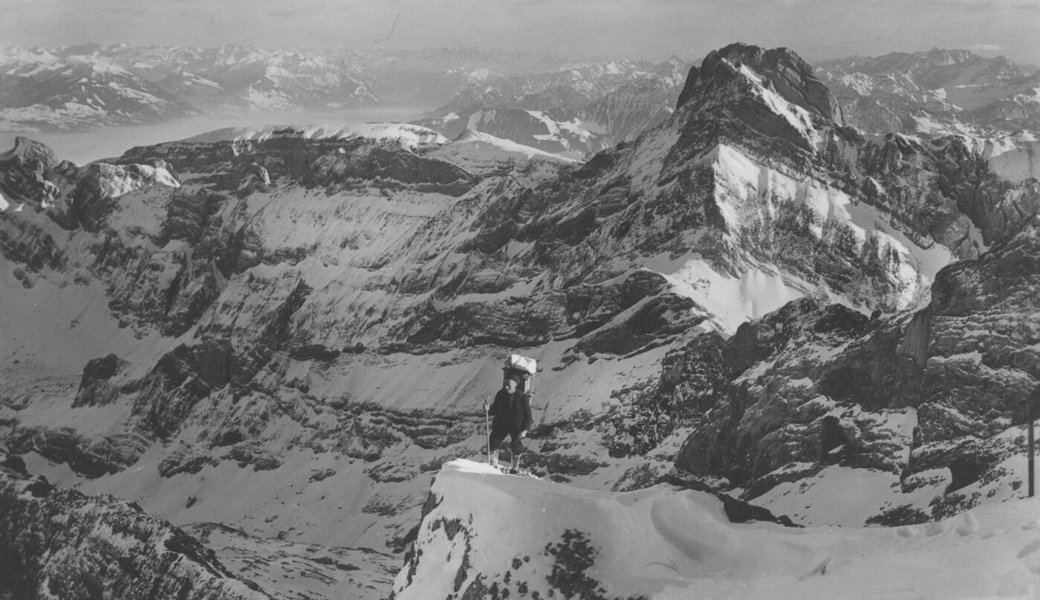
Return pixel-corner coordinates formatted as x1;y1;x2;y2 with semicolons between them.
0;137;63;205
654;219;1039;515
4;427;147;479
70;162;181;232
914;216;1040;442
0;460;267;600
631;299;901;481
678;43;840;124
74;353;126;407
577;79;678;146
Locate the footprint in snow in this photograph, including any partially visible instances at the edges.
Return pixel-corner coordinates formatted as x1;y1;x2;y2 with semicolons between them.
955;513;979;536
1017;539;1040;559
923;521;946;537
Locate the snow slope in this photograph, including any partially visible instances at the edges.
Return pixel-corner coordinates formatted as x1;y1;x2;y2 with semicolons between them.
431;129;579;174
396;459;1040;600
637;143;955;332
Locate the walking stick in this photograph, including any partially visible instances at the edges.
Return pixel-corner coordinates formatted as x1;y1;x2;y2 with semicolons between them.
484;397;492;465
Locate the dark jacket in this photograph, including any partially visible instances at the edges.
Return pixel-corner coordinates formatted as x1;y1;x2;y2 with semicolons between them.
489;388;532;433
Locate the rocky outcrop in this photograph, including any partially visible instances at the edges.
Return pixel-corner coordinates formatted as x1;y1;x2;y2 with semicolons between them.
0;212;65;272
129;337;258;440
855;133;1037;254
913;215;1040;442
650;218;1038;514
74;353;127;407
0;136;65;206
653;300;903;483
0;459;267;600
4;427;147;479
70;162;180;232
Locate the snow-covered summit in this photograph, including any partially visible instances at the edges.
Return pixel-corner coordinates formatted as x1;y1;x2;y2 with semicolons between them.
394;459;1040;599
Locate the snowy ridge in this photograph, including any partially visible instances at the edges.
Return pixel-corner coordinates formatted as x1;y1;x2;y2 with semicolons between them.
181;122;449;151
395;459;1040;600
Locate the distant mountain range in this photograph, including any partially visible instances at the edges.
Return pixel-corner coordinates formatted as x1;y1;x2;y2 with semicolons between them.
417;58;688;156
2;44;1037;161
817;48;1040;135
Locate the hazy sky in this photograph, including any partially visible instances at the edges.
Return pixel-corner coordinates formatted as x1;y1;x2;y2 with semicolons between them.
3;0;1039;65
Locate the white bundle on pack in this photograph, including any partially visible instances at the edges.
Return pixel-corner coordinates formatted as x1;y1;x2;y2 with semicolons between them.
505;354;537;375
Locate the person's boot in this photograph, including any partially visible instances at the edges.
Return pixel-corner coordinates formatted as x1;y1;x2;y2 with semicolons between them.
489;450;499;468
509;453;522;474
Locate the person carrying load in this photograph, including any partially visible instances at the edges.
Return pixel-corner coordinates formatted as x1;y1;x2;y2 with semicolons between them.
483;354;535;473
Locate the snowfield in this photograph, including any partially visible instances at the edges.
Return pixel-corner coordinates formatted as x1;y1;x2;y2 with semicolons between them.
396;459;1040;600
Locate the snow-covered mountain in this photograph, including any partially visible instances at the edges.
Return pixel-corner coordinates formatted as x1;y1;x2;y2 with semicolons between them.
419;58;688;157
0;44;664;137
0;42;1038;600
0;46;200;132
0;44;690;160
818;48;1040;136
104;44;379;112
0;44;379;130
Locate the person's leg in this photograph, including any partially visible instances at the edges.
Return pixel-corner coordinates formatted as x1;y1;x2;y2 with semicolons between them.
509;431;525;471
488;427;507;466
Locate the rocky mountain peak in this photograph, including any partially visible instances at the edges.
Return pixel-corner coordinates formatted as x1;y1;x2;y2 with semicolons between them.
921;47;975;66
7;136;59;168
677;42;840;124
0;137;65;207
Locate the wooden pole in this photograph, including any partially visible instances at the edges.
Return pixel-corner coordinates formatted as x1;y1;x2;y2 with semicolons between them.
1029;394;1035;498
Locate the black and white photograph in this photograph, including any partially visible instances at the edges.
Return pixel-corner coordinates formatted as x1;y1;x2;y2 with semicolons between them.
1;1;1039;598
